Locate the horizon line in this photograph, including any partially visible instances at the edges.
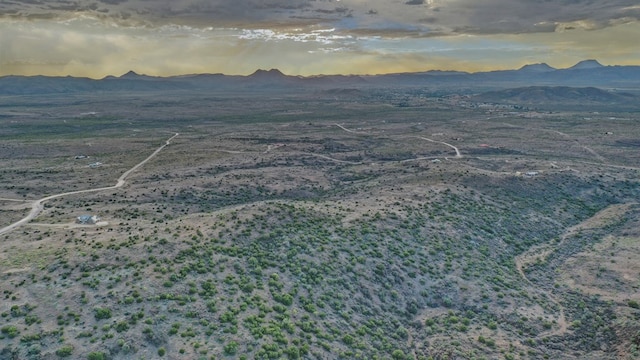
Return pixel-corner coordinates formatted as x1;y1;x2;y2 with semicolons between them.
2;59;636;80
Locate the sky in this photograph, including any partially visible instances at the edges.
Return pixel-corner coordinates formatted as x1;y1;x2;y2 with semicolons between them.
1;0;639;78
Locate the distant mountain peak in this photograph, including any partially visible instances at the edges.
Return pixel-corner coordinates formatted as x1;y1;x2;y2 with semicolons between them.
119;70;142;78
249;69;286;78
518;63;556;72
569;59;604;70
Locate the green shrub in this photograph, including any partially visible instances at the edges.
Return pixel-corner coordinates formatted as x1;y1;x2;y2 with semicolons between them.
20;333;42;343
94;308;112;320
25;314;40;325
158;347;166;357
55;345;74;357
1;325;19;338
342;334;354;345
87;352;106;360
115;321;129;333
285;346;300;359
224;341;238;355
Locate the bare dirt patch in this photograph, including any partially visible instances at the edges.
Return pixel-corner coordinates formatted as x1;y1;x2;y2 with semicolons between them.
560;234;640;302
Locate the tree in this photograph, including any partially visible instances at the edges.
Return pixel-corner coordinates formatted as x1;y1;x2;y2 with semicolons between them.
392;349;406;360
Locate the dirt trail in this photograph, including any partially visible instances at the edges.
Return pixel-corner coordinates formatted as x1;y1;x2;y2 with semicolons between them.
0;198;31;202
406;328;418;360
501;123;606;163
414;136;462;158
514;203;633;338
515;244;568;338
335;123;363;134
303;152;363;165
547;129;607;163
0;133;178;236
334;124;463;159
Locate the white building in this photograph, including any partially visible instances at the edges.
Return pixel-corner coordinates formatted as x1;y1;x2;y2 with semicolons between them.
77;215;100;225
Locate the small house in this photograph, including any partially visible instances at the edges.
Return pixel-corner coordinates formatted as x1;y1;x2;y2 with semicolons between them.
77;215;100;225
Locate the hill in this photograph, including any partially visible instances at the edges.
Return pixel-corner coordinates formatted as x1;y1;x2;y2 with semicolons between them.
518;63;556;72
472;86;639;109
568;59;604;70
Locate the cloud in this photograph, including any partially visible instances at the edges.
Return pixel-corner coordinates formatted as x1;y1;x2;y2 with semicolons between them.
238;28;354;47
414;0;640;35
1;0;324;26
2;0;639;36
1;0;639;77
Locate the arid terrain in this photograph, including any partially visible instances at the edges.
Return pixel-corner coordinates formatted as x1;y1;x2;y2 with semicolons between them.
1;89;639;360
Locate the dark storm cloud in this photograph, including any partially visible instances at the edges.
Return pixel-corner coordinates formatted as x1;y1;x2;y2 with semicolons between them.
1;0;639;35
0;0;321;24
0;0;640;37
98;0;128;5
417;0;640;34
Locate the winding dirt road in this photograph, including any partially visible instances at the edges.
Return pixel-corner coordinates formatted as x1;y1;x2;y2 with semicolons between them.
0;133;178;236
414;136;462;158
334;124;463;159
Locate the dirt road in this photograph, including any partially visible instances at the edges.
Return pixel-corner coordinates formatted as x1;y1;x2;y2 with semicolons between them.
335;123;363;134
334;124;463;159
0;133;178;236
414;136;462;158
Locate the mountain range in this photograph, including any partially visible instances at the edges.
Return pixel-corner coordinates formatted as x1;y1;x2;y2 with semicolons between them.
1;60;640;95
